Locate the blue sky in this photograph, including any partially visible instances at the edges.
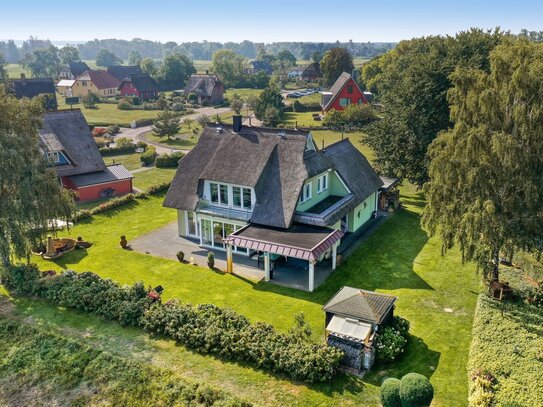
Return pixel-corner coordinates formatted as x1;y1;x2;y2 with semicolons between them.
1;0;542;43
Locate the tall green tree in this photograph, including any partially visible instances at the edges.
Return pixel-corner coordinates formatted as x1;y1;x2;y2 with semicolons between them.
152;110;180;140
211;50;247;88
21;45;61;78
422;40;543;281
156;53;195;90
58;45;80;65
0;52;7;79
254;85;284;126
320;47;354;86
362;29;504;186
95;49;122;67
139;58;156;76
128;50;142;66
0;88;74;267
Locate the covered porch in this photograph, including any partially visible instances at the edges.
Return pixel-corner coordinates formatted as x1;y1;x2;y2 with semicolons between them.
224;223;344;292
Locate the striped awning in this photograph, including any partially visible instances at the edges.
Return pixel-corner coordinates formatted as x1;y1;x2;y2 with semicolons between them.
224;223;344;261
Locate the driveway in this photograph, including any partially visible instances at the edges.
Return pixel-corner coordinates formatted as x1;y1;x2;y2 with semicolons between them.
115;106;232;154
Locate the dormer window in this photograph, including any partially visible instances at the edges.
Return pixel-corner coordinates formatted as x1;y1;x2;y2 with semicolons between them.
317;174;328;193
300;182;312;203
46;151;60;164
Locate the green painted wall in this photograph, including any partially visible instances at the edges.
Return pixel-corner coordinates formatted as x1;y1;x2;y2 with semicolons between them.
296;171;349;212
347;192;377;232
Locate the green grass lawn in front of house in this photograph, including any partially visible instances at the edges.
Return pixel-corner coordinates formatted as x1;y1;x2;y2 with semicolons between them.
8;182;480;406
225;88;263;101
132;168;177;191
103;152;143;171
311;129;375;161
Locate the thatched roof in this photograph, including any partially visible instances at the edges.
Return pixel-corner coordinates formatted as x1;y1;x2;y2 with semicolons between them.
323;286;397;324
10;78;57;110
118;74;159;92
184;74;224;97
164;124;382;229
68;61;90;77
39;109;106;177
107;65;143;81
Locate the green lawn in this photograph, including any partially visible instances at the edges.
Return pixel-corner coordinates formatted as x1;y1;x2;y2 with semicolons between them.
132;168;177;191
103;152;143;171
4;182;480;406
311;129;374;161
56;96;165;126
6;63;30;79
225;88;263;101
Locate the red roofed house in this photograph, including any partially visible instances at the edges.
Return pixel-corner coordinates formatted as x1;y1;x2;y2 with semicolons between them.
321;72;368;113
71;70;120;98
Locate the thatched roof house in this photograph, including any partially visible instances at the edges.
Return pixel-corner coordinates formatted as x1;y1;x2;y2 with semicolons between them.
184;74;225;105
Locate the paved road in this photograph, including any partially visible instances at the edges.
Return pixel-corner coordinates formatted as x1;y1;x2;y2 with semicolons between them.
115;106;232;154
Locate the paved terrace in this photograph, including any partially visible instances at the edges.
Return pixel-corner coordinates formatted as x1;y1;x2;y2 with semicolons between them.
130;213;389;291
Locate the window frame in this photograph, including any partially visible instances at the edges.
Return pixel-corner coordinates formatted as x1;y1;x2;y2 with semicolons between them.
317;174;328;194
300;182;312;203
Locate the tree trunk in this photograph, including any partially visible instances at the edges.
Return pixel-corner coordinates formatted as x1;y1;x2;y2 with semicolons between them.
490;248;500;282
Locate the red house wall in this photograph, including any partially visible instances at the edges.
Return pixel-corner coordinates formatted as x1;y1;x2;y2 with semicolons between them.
325;78;368;112
75;179;133;201
119;82;140;98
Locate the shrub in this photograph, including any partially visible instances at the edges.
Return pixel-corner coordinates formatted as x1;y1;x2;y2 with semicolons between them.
89;193;138;215
176;251;184;262
81;92;100;109
469;369;496;407
99;145;136;156
146;182;171;195
117;99;134;110
399;373;434;407
376;316;409;363
106;125;120;135
207;252;215;269
129;96;142;106
140;146;157;166
136;141;148;149
115;137;134;149
381;378;402;407
94;137;109;148
92;127;108;137
155;151;184;168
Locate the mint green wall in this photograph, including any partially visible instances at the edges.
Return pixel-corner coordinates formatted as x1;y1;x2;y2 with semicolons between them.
296;171;349;212
348;192;377;232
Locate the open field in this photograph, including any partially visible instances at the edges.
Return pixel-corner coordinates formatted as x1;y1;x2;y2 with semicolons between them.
2;180;481;406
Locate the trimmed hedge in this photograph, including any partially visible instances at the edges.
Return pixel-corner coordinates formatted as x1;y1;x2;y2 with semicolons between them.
381;378;402;407
142;300;343;383
155;151;184;168
1;265;343;383
146;181;171;195
399;373;434;407
99;144;136;156
140;146;157;166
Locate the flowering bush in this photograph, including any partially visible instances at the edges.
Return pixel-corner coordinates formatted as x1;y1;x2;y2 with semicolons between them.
469;369;496;407
375;316;410;363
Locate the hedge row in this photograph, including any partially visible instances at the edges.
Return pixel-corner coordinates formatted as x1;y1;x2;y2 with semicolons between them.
1;265;343;383
0;320;251;406
155;151;184;167
99;144;137;156
74;184;171;222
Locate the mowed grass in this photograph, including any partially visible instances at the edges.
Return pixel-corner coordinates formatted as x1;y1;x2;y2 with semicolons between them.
5;63;30;79
56;96;165;126
225;88;262;101
9;182;481;406
103;153;143;171
132;168;177;191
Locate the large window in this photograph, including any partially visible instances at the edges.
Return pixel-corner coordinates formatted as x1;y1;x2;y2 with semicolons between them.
339;98;351;107
220;184;229;206
211;183;251;209
210;183;219;204
317;174;328;193
243;188;252;208
233;186;242;207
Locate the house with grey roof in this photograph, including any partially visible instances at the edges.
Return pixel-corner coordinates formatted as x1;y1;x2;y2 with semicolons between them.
59;61;91;80
184;74;225;105
9;77;58;111
40;109;134;201
163;117;383;291
323;286;397;371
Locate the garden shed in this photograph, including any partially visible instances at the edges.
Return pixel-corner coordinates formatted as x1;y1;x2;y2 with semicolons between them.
323;286;397;372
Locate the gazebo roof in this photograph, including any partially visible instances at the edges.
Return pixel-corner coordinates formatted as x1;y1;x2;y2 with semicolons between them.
224;223;343;261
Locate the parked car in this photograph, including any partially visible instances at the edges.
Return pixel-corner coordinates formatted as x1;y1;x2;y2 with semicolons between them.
286;92;301;98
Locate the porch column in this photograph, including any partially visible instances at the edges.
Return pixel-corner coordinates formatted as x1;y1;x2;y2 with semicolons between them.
226;243;233;273
264;252;270;282
308;260;315;292
332;243;337;271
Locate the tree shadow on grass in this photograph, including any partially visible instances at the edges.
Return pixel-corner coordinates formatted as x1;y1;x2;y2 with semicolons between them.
365;333;441;385
51;248;89;269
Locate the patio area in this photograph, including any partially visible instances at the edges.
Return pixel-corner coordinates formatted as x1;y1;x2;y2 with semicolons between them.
130;221;336;291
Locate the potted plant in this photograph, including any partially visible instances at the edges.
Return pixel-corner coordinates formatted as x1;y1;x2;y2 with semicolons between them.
207;252;215;269
176;251;185;263
120;235;128;249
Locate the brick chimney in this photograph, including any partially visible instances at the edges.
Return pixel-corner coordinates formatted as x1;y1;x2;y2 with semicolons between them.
232;115;242;133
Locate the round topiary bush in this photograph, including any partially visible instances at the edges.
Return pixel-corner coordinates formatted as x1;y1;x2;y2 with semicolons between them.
381;377;402;407
399;373;434;407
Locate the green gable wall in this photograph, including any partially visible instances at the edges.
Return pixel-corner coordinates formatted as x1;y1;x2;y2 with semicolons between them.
347;192;377;232
296;171;349;212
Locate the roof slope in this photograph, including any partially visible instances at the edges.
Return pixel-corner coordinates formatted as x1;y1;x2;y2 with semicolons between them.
107;65;143;81
323;72;367;111
39;109;106;177
323;139;383;202
119;74;159;92
68;61;90;77
323;286;397;324
69;164;133;187
11;78;56;99
302;62;322;78
184;74;224;97
76;70;120;89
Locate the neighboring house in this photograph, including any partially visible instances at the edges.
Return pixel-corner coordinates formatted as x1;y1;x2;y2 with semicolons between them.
321;72;368;112
163;118;383;291
118;74;159;100
323;286;397;371
56;79;75;96
58;61;91;80
39;109;133;201
245;60;273;75
107;65;144;81
184;74;225;105
288;66;305;79
301;62;322;82
71;70;120;98
9;77;58;111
